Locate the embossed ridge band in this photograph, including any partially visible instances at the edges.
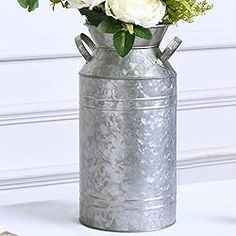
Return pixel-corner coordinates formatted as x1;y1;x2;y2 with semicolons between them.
81;194;175;211
80;96;176;110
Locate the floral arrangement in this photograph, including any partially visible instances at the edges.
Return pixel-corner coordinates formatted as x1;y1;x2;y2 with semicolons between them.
17;0;212;57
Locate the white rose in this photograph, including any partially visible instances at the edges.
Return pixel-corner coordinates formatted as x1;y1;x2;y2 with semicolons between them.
105;0;166;28
68;0;104;9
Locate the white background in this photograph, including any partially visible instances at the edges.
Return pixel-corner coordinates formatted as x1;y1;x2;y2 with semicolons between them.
0;0;236;188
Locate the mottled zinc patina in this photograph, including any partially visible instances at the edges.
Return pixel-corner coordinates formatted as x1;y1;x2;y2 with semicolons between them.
76;25;181;232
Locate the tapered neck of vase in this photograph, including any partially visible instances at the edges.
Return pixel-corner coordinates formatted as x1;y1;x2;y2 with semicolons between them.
86;24;169;48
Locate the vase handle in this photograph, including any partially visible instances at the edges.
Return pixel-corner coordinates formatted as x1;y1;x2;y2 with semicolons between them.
160;37;182;62
75;33;96;62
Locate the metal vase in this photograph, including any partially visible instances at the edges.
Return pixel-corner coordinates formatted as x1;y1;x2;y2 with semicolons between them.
75;25;182;232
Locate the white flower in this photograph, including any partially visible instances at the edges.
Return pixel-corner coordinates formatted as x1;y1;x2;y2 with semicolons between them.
68;0;104;9
105;0;166;28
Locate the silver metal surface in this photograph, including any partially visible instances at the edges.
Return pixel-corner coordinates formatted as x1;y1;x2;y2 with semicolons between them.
76;25;181;232
75;33;96;62
160;36;182;62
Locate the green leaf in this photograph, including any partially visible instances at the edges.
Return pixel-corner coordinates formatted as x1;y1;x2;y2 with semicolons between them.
98;17;123;34
17;0;39;12
17;0;28;8
134;25;152;40
113;30;135;58
79;8;107;26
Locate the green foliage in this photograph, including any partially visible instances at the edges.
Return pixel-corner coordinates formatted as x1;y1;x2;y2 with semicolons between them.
17;0;70;11
113;30;135;58
50;0;69;10
98;17;123;33
79;7;107;26
17;0;39;12
163;0;213;24
134;25;152;40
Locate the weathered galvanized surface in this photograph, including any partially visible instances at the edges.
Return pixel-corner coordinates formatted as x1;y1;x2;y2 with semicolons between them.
76;25;181;232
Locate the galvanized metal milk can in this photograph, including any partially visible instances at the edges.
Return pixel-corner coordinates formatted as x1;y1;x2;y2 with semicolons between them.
75;25;182;232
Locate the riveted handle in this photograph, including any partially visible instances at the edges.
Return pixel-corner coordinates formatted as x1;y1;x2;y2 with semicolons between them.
75;33;96;62
160;37;182;62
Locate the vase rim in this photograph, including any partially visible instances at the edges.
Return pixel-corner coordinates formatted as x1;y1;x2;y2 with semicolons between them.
85;23;170;28
85;24;169;48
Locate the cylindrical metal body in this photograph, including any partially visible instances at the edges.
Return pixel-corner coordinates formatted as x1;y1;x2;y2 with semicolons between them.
78;25;180;232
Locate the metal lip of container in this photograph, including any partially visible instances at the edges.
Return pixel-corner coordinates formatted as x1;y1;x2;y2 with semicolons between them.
76;24;182;232
87;24;169;48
